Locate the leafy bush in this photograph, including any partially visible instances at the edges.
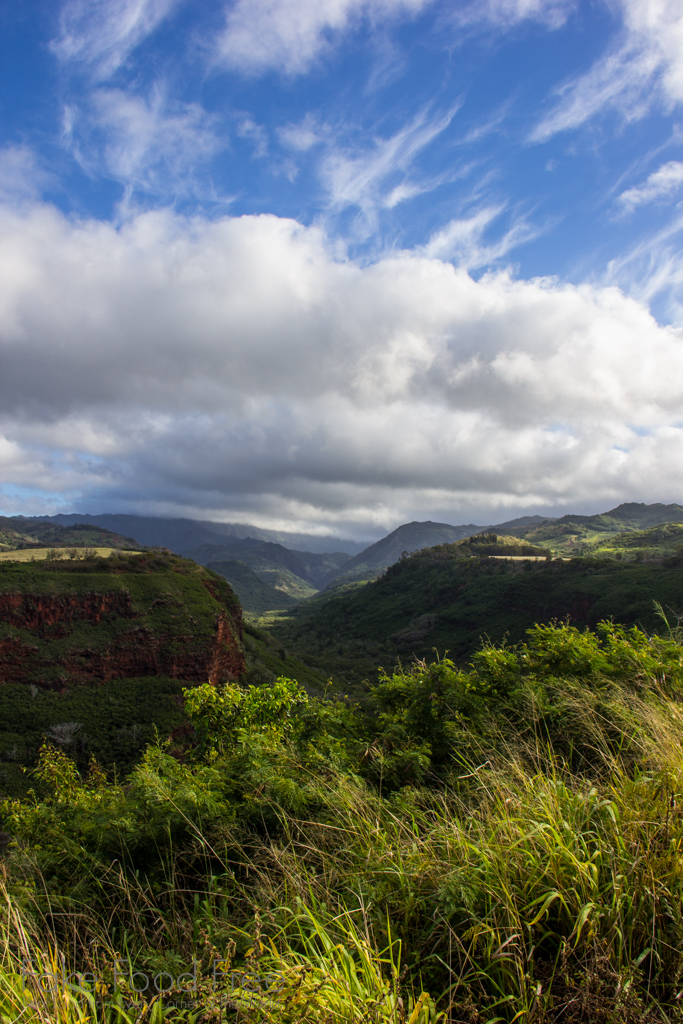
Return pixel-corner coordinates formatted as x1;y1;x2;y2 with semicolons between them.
4;621;683;1021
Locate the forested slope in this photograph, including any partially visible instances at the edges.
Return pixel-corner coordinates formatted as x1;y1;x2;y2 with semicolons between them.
272;542;683;689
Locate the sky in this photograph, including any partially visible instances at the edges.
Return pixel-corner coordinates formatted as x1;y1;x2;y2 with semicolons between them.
1;0;683;540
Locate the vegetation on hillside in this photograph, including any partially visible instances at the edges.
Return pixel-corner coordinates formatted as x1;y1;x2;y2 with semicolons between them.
0;517;139;552
269;545;683;690
503;503;683;556
0;675;187;794
589;522;683;561
0;550;241;662
0;551;244;793
207;558;299;613
3;621;683;1021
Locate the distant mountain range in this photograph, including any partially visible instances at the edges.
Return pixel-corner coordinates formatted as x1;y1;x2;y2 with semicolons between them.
0;516;138;553
319;503;683;588
8;502;683;613
183;538;350;587
184;538;350;609
36;513;367;555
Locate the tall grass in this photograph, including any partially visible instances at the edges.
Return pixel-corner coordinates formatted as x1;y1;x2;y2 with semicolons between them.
4;624;683;1021
237;690;683;1020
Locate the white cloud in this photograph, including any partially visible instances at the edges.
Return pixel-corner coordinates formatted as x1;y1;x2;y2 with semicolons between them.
52;0;184;81
617;160;683;210
278;115;326;152
0;147;52;205
532;0;683;140
237;117;268;158
320;106;457;232
605;206;683;322
450;0;571;31
1;201;683;529
422;204;538;266
68;87;222;200
215;0;571;77
216;0;434;76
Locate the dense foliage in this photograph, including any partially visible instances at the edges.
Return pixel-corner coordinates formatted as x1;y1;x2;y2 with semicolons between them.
271;551;683;689
0;552;245;793
4;620;683;1021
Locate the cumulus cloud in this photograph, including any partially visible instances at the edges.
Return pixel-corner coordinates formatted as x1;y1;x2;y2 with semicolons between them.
532;0;683;140
617;160;683;211
1;201;683;529
52;0;184;81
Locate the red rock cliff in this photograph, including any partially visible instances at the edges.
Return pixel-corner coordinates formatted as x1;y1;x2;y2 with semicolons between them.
0;588;244;690
0;591;135;629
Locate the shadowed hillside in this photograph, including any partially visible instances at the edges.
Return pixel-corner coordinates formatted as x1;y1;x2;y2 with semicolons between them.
271;537;683;689
0;550;245;793
0;517;139;552
207;558;299;613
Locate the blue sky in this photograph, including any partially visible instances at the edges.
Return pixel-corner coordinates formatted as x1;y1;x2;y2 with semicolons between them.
1;0;683;538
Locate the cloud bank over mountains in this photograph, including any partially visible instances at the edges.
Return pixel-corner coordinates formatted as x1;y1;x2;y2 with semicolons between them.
2;0;683;533
1;201;682;534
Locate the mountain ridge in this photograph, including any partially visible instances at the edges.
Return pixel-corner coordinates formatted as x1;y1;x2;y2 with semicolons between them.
11;503;683;611
33;513;367;555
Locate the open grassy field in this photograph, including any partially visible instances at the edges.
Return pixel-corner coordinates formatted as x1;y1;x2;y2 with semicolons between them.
0;546;142;561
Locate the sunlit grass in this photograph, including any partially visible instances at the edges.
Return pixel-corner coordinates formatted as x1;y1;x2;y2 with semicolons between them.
4;621;683;1019
0;547;142;562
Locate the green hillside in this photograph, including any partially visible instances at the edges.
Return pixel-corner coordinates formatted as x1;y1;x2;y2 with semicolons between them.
505;501;683;554
271;541;683;689
0;550;241;663
0;550;244;793
0;516;139;552
207;558;299;612
590;521;683;559
319;502;683;586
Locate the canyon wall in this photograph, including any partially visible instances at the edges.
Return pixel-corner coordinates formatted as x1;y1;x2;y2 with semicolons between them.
0;557;245;690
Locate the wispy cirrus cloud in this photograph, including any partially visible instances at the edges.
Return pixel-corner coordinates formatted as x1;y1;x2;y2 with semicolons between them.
216;0;434;77
52;1;221;205
449;0;572;31
319;105;458;233
422;204;539;267
52;0;185;81
532;0;683;141
65;87;223;202
617;160;683;211
605;208;683;323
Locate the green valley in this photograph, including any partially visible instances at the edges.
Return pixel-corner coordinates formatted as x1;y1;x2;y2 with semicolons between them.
3;505;683;1022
